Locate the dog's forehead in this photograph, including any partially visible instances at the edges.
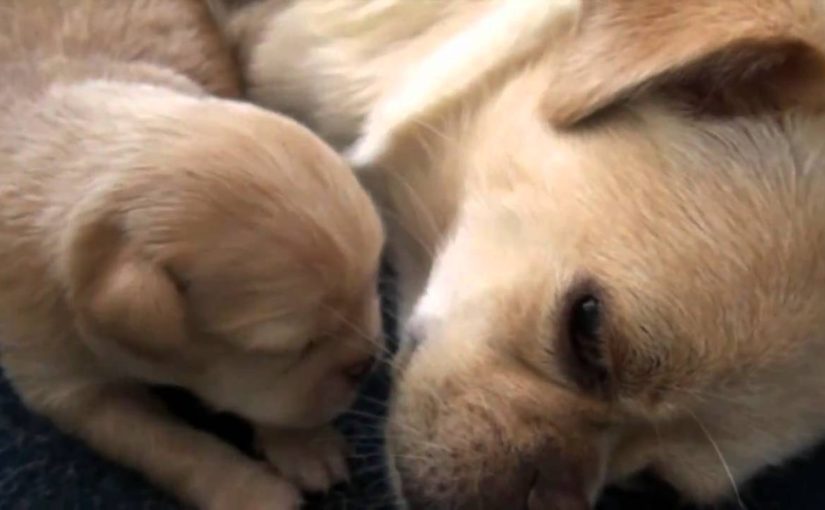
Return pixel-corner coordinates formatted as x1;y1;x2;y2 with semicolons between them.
421;106;825;392
567;117;825;371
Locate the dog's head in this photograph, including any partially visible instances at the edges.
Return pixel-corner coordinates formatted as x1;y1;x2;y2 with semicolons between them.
362;1;825;507
63;100;384;428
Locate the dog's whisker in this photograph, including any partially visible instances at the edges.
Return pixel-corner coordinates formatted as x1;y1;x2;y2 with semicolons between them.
349;452;427;463
409;116;460;147
687;409;748;510
380;170;443;255
317;304;403;366
341;408;390;422
663;384;757;409
353;393;393;410
373;202;437;261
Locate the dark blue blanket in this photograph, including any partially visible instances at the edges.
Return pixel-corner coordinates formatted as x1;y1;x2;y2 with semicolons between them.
1;271;824;509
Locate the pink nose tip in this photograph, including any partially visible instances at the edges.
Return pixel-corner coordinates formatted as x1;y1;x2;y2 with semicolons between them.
343;357;375;384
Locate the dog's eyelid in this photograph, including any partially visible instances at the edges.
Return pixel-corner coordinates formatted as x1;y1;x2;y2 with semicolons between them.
557;276;614;396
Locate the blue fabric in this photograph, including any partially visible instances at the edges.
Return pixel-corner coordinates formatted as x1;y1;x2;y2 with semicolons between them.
1;269;824;509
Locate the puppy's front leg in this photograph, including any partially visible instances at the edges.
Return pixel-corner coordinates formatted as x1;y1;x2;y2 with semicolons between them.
33;381;300;510
257;425;349;493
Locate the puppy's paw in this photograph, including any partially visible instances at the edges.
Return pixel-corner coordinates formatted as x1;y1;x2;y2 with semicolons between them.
258;425;350;493
208;466;301;510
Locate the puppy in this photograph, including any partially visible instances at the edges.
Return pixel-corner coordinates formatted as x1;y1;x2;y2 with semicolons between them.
0;1;384;509
219;0;825;508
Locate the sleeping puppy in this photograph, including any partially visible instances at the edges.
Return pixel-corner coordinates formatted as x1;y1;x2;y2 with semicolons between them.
0;1;384;508
218;0;825;508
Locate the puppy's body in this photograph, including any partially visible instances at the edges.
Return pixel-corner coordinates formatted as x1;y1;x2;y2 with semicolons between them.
0;1;383;508
223;1;825;509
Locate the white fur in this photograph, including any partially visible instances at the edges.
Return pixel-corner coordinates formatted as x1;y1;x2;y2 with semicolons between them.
346;0;579;167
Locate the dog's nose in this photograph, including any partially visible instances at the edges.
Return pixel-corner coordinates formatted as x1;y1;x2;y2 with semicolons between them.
343;356;375;385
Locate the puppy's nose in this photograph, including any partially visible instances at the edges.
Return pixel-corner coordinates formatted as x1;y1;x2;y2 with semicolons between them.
343;356;375;385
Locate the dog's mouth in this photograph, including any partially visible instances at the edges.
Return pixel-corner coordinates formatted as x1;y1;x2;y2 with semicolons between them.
385;449;594;510
383;388;603;510
387;444;681;510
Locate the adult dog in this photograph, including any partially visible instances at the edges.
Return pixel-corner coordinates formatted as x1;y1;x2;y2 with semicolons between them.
219;0;825;508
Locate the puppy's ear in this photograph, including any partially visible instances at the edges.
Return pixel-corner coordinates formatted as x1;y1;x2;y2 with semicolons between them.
545;0;825;126
65;219;187;359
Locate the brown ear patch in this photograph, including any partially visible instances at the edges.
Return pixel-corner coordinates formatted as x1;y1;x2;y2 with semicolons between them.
66;219;188;360
659;38;825;116
544;0;825;126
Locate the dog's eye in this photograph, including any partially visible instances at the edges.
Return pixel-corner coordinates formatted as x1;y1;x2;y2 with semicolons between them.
565;293;609;391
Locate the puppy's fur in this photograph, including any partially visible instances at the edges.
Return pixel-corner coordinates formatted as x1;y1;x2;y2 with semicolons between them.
222;0;825;508
0;1;384;508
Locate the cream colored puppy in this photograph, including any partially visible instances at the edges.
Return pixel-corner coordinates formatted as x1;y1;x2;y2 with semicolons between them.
0;1;384;509
220;0;825;508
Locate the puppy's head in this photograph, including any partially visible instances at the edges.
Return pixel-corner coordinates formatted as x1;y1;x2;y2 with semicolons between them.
64;100;384;428
374;1;825;507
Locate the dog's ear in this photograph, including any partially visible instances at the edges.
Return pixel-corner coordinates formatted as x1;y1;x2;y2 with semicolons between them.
545;0;825;127
65;219;187;359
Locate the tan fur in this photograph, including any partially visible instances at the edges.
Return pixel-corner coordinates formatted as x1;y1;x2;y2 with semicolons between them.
222;0;825;508
0;1;384;508
544;0;825;126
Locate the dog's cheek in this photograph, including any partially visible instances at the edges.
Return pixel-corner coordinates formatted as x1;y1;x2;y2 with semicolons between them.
640;421;759;506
